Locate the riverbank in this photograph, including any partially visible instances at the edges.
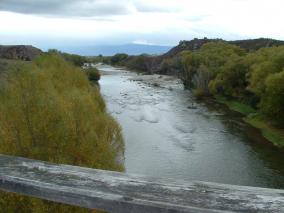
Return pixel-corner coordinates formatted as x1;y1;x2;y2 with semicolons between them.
100;63;284;149
215;95;284;149
98;64;284;189
118;65;284;149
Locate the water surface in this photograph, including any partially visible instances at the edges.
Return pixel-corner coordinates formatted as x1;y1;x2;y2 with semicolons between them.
98;64;284;189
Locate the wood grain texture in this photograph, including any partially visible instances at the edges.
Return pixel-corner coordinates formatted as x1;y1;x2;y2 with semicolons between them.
0;154;283;213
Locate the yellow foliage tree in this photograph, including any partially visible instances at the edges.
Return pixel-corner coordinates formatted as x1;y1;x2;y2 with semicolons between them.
0;54;124;212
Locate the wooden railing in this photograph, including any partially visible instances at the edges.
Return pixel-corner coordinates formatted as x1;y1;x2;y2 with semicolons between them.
0;154;283;213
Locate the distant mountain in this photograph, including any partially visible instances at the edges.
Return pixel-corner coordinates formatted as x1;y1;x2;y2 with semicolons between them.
57;44;173;56
0;45;42;61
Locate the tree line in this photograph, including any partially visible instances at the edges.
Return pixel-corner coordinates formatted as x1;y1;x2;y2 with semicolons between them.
180;43;284;128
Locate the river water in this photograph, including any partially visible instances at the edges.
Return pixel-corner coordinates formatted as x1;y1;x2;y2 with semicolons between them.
98;64;284;189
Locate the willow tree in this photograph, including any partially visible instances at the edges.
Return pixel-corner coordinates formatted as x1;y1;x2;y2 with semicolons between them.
0;54;124;212
260;70;284;126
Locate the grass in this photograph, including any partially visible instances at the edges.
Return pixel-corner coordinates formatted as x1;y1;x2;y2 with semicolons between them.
215;95;284;148
215;95;256;115
244;115;284;148
0;58;29;65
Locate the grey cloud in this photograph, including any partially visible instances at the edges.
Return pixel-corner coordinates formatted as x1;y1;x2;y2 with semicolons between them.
184;15;211;22
134;4;173;13
0;0;131;17
0;0;179;17
132;1;179;13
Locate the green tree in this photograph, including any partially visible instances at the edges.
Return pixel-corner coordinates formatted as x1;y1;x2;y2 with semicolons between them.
181;51;201;88
198;42;245;77
248;61;279;96
209;57;248;98
181;42;245;92
259;70;284;126
124;54;151;72
192;64;211;97
110;53;128;65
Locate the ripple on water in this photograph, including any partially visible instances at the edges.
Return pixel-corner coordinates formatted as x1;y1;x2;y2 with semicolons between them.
173;124;198;134
130;106;160;124
168;135;196;152
127;105;140;111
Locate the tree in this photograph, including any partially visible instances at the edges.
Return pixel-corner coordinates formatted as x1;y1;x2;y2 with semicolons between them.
259;70;284;126
198;42;245;77
209;57;248;98
181;42;245;91
248;61;278;96
110;53;128;65
192;64;211;96
181;51;201;88
0;54;124;212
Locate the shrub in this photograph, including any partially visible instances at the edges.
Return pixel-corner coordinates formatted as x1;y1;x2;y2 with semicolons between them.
48;49;87;67
0;54;124;212
85;67;101;81
110;53;128;65
192;89;208;99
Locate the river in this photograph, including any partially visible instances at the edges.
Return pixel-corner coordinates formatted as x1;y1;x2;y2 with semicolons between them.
98;64;284;189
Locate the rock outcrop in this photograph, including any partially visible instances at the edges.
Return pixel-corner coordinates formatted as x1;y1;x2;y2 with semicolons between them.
0;45;43;61
164;38;284;58
164;38;223;58
230;38;284;51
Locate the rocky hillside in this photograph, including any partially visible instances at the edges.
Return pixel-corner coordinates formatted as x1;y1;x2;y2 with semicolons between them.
164;38;284;57
164;38;223;58
0;45;42;61
230;38;284;51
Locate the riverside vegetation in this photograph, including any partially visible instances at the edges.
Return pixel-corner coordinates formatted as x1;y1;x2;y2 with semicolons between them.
0;53;124;212
100;39;284;148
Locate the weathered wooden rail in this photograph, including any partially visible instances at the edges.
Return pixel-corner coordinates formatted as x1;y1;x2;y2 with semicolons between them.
0;154;283;213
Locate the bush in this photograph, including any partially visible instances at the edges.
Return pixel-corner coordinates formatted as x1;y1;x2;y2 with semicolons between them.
48;49;87;67
110;53;128;65
124;55;151;72
192;89;208;99
0;54;124;212
85;67;101;81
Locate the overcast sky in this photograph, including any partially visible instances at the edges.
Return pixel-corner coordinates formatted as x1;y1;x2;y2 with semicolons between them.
0;0;283;49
